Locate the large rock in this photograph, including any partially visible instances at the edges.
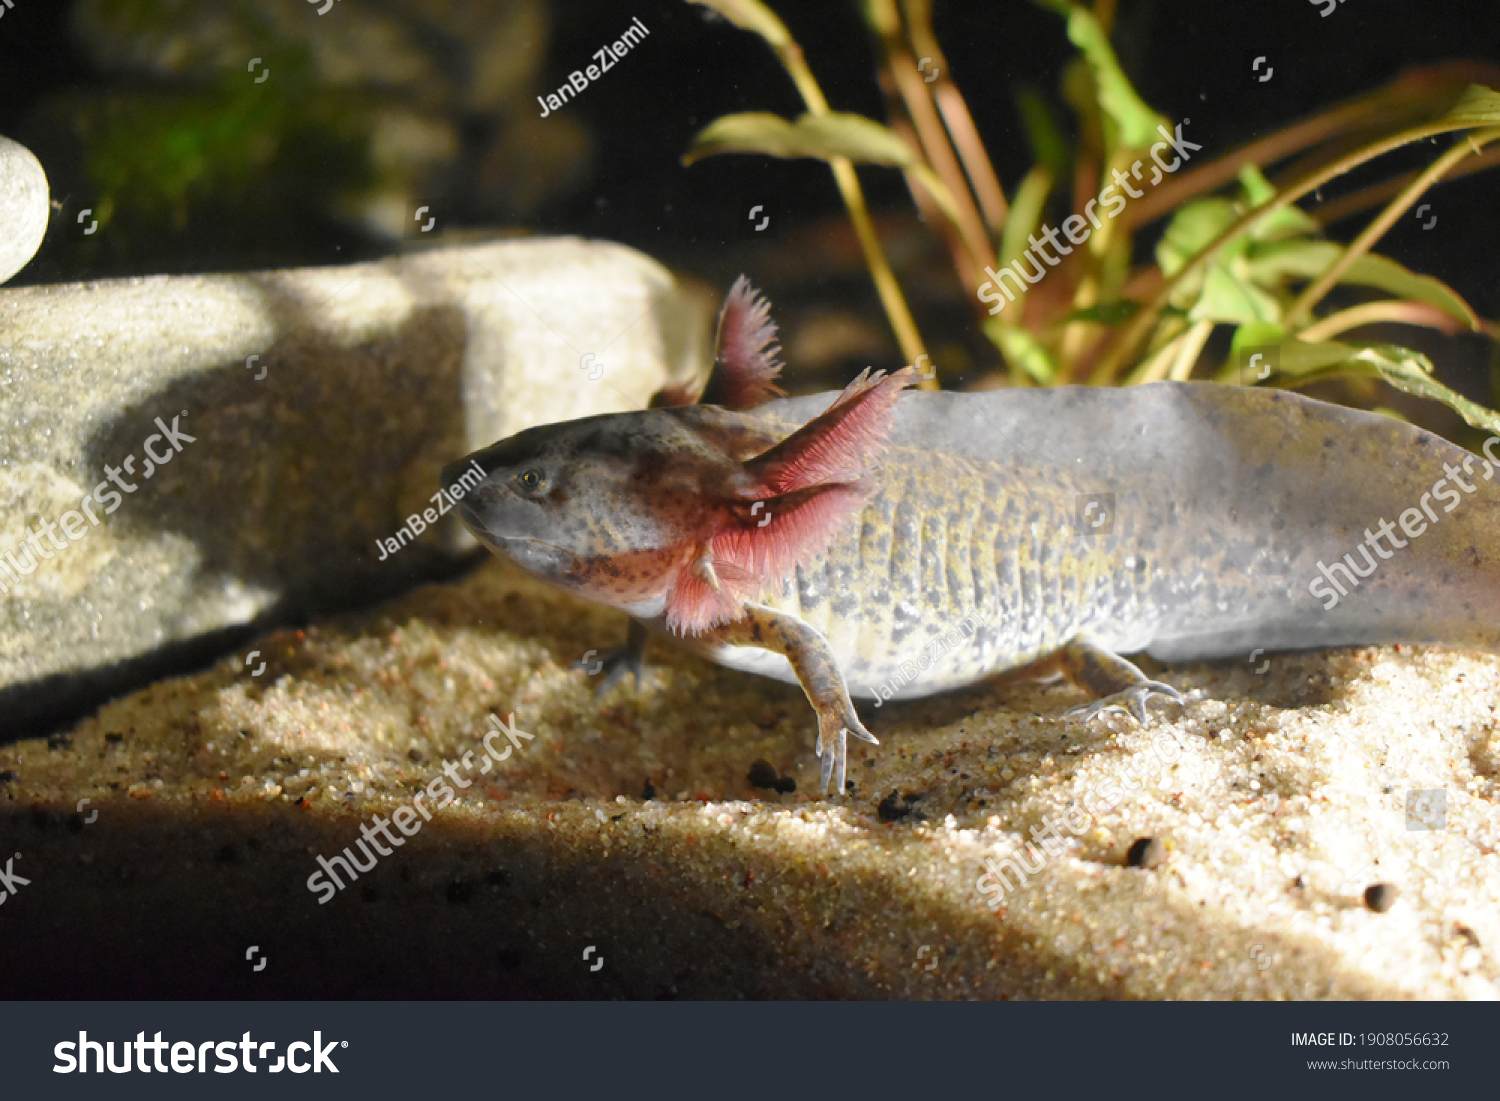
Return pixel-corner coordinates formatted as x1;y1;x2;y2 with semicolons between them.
0;135;49;284
0;238;709;738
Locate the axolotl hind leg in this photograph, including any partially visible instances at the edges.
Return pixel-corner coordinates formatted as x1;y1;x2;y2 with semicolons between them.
1038;636;1185;723
704;602;876;796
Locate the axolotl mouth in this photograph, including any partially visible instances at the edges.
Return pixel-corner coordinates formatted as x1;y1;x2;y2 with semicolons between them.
441;455;579;577
469;528;576;576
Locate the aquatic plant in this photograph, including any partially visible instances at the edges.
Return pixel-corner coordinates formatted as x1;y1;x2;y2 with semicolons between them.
683;0;1500;435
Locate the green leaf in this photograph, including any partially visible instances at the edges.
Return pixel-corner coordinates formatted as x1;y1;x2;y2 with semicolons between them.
684;111;968;234
1016;85;1071;182
1053;5;1164;149
1362;348;1500;436
1245;241;1479;328
1267;339;1500;437
1330;254;1476;329
1190;266;1281;325
1237;163;1277;207
1233;164;1320;241
1246;203;1320;243
1234;338;1362;381
1229;321;1288;360
984;319;1059;384
1061;300;1141;326
1156;198;1241;277
683;111;917;166
1000;165;1054;268
1435;83;1500;128
1243;239;1340;284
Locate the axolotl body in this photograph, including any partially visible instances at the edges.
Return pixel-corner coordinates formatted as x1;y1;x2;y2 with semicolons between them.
446;279;1500;794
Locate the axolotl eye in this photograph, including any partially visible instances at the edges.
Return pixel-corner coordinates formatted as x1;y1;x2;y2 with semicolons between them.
516;468;545;493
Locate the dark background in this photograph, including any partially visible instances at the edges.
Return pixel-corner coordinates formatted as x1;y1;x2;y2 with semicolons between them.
2;0;1497;309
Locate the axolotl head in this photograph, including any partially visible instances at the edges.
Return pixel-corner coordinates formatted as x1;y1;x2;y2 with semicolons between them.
444;359;911;634
442;408;765;622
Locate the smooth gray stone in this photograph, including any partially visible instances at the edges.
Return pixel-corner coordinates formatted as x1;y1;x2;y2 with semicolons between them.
0;238;709;737
0;135;49;285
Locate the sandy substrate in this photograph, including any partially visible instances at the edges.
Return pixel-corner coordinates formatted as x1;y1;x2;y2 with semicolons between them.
1;558;1496;999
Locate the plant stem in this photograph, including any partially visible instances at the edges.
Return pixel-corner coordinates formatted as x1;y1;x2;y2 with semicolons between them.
833;159;931;372
1166;318;1214;381
1285;131;1500;327
900;0;1008;232
775;34;934;384
884;43;994;277
1120;316;1187;385
1310;147;1500;227
1297;300;1466;343
868;0;990;291
1123;62;1500;231
1093;121;1500;383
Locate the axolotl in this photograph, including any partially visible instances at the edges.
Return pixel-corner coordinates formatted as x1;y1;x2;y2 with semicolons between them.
445;278;1500;794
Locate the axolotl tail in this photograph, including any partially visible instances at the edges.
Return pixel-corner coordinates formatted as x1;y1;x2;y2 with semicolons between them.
1130;383;1500;662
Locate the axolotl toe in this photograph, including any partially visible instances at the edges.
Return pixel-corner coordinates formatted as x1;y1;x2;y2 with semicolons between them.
446;278;1500;795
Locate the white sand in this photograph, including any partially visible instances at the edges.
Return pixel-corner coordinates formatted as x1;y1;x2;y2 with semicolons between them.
4;558;1496;998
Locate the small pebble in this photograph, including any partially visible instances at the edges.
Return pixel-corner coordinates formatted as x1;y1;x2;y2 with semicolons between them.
878;790;922;822
746;759;795;794
1126;837;1167;868
746;759;779;790
1364;883;1399;912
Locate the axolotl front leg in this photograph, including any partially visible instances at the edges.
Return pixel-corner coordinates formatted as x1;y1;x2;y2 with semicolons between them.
700;602;877;795
681;621;1179;795
577;608;875;793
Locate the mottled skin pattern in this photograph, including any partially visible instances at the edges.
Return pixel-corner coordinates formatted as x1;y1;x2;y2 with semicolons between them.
447;381;1500;795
